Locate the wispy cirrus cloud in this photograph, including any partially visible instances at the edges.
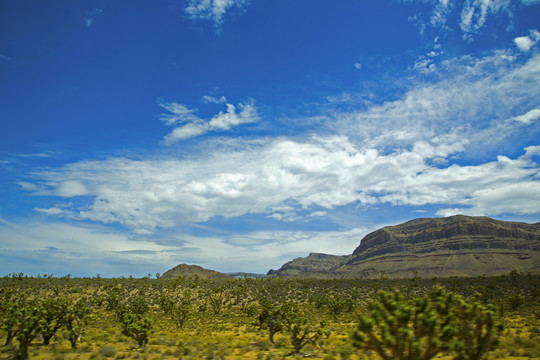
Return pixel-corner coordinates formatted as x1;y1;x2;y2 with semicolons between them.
0;220;181;276
407;0;540;39
159;97;259;143
459;0;512;39
0;216;371;274
184;0;250;33
328;51;540;157
85;8;102;28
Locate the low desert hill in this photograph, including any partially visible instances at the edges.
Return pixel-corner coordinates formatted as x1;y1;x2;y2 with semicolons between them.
161;264;231;279
267;215;540;278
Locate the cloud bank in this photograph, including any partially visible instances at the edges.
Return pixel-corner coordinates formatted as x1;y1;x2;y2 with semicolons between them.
24;137;539;235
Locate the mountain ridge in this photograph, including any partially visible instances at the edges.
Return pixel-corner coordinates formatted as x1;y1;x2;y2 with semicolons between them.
267;215;540;278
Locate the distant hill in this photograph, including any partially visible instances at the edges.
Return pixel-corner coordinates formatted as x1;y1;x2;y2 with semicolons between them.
161;264;231;279
227;272;267;279
267;253;347;278
267;215;540;278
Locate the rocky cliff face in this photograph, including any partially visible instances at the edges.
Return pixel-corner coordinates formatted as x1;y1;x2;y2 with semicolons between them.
348;215;540;263
268;215;540;279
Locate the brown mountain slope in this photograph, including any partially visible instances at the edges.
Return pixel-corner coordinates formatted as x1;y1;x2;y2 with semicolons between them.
161;264;231;279
268;215;540;278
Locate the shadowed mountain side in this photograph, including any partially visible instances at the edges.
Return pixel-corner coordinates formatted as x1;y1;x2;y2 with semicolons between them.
161;264;232;279
267;215;540;279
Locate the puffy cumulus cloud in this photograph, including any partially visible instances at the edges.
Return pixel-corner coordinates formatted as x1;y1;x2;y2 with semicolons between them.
438;182;540;216
185;0;250;32
24;135;539;235
394;152;540;212
159;98;259;143
514;29;540;52
27;137;381;232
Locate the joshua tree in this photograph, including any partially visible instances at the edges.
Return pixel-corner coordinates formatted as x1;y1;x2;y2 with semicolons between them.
351;286;502;360
63;299;89;349
13;300;46;360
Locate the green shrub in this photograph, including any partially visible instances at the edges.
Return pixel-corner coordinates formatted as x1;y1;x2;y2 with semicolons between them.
98;345;117;357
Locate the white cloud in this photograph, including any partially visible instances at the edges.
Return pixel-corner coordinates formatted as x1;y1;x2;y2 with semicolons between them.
35;207;69;216
20;53;540;239
514;30;540;52
437;181;540;216
201;95;227;104
0;217;371;274
85;8;102;28
184;0;250;32
166;123;207;141
513;108;540;124
309;211;327;217
0;220;183;276
0;221;174;257
57;180;89;197
160;98;259;143
430;0;452;27
23;134;539;235
18;181;40;191
459;0;512;38
329;52;540;155
158;101;201;126
408;0;540;39
151;227;371;273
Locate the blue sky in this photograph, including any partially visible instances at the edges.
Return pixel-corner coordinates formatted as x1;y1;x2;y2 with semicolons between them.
1;0;540;277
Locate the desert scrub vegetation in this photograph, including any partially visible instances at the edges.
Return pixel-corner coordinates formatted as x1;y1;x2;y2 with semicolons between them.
0;272;539;359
